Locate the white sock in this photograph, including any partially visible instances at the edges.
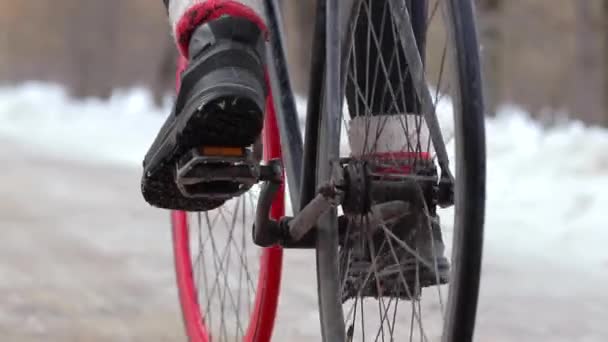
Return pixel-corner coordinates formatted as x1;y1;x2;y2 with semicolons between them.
348;114;434;157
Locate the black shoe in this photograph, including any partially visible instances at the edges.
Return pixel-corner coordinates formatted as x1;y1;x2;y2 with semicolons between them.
141;17;267;211
339;159;449;301
340;212;449;301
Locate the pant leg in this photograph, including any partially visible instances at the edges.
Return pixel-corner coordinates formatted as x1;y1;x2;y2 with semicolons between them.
165;0;265;31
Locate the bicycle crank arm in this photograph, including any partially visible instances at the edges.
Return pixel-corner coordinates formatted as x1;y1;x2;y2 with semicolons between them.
288;183;344;241
253;160;442;247
253;180;344;247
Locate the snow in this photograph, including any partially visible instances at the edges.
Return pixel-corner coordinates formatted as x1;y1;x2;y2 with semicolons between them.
0;82;168;167
1;82;607;340
1;82;607;270
484;106;608;269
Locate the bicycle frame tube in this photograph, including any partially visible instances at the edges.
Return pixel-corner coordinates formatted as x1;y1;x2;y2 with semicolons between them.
299;0;327;211
263;0;304;212
315;0;347;339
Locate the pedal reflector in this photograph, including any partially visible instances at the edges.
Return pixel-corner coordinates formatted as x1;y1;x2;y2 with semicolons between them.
199;146;245;157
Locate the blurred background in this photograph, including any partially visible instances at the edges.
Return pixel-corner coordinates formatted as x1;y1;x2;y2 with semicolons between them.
0;1;607;341
2;0;608;125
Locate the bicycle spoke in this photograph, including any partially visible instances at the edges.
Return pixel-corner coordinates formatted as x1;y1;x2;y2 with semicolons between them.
338;0;454;340
387;0;452;173
188;187;262;340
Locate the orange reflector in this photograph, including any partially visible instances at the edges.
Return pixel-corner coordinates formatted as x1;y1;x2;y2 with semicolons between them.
200;146;245;157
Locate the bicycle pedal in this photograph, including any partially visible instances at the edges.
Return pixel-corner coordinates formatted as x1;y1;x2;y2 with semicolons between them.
175;146;261;200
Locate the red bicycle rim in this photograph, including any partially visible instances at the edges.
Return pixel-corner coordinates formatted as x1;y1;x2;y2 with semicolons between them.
171;56;283;342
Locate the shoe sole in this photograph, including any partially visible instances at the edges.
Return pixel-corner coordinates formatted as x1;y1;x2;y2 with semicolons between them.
142;71;265;211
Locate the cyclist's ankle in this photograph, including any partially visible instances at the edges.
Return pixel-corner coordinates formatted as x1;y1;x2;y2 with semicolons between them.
348;114;434;174
187;16;265;60
169;1;267;58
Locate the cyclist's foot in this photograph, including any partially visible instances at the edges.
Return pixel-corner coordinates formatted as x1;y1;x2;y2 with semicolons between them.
141;16;267;211
341;114;449;300
371;153;449;291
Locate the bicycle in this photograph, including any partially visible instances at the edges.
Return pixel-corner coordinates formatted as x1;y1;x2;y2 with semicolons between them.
170;0;485;341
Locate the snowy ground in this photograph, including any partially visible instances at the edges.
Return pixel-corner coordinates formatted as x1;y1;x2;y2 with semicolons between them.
1;83;607;341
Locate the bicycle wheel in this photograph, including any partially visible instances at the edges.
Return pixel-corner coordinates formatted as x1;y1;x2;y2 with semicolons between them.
315;0;486;341
172;57;283;342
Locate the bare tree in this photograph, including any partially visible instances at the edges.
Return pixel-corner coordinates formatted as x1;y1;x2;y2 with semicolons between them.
572;0;607;126
604;0;608;124
477;0;504;116
65;0;121;98
282;1;317;94
153;39;177;106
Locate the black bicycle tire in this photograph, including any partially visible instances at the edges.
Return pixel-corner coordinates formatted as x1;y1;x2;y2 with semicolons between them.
313;2;364;339
442;0;486;340
315;0;347;341
313;1;486;341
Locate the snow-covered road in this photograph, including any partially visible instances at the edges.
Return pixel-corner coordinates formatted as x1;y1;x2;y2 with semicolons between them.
1;83;607;341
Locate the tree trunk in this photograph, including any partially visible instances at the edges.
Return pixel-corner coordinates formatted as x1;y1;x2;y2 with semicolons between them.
574;0;602;125
476;0;503;116
604;0;608;125
153;39;177;106
282;1;316;95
